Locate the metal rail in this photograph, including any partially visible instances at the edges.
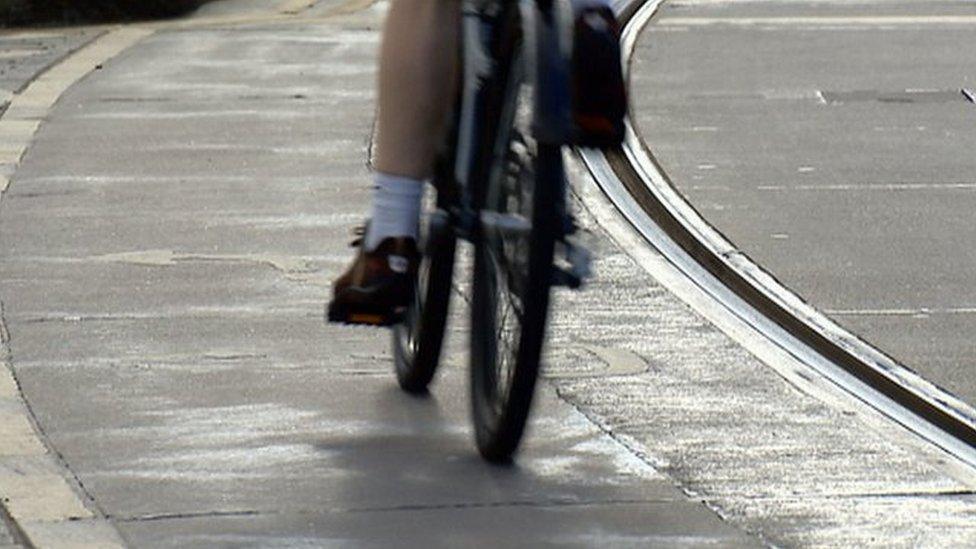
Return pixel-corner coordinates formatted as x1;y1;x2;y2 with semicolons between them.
585;0;976;468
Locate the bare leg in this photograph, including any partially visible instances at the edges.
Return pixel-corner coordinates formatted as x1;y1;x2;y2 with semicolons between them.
326;1;459;321
373;0;460;180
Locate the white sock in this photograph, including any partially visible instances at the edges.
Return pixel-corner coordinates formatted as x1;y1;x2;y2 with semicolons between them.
364;172;423;251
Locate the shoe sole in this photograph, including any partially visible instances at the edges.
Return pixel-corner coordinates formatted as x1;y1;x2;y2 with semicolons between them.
326;302;404;327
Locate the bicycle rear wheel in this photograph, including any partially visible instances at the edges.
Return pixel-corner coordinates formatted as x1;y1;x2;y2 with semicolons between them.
392;179;456;394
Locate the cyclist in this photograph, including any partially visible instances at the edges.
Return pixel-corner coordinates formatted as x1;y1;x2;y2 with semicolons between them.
328;0;626;326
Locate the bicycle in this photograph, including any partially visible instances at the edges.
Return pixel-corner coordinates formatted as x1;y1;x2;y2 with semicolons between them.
391;0;603;462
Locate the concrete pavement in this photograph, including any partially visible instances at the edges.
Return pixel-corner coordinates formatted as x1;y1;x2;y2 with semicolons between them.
2;0;976;546
0;23;108;549
0;3;755;547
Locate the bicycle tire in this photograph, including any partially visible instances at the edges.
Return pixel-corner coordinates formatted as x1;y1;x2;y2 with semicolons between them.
467;8;564;454
471;142;560;462
392;182;456;394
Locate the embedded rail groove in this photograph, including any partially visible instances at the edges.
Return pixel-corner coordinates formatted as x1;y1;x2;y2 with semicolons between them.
594;0;976;465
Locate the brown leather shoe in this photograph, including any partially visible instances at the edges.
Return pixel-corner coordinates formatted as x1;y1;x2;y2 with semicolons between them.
327;234;420;326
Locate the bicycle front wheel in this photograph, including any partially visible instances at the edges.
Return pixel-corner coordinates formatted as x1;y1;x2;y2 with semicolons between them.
471;138;561;462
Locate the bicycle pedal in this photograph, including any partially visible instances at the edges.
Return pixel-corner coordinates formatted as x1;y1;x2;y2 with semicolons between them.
552;239;592;289
551;266;582;289
561;215;579;237
326;304;403;327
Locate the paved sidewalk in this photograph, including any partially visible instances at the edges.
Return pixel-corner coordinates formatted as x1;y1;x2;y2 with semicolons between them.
0;6;754;547
3;0;976;546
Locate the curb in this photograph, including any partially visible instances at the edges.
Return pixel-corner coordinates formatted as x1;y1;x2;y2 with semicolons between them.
0;26;154;549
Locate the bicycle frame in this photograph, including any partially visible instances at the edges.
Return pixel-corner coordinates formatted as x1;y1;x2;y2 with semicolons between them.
395;0;593;460
451;0;575;232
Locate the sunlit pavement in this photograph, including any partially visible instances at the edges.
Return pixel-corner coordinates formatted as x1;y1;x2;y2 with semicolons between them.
0;3;755;546
1;0;976;546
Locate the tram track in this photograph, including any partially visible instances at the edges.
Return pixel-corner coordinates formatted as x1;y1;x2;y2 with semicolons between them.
588;0;976;470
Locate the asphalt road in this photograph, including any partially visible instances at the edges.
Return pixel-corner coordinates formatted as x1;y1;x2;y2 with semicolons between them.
632;0;976;406
2;0;976;546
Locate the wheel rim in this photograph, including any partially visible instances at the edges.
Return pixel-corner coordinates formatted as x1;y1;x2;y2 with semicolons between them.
479;134;535;419
394;183;439;369
396;256;428;362
482;240;525;415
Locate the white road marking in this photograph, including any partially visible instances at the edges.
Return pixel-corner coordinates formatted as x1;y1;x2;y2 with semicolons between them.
94;249;313;274
0;30;75;39
0;49;45;59
826;307;976;317
758;182;976;191
660;15;976;27
543;345;651;379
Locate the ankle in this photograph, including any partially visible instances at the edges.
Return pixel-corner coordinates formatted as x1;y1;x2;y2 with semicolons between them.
365;172;424;251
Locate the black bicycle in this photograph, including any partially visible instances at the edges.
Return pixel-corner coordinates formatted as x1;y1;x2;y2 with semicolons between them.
392;0;597;462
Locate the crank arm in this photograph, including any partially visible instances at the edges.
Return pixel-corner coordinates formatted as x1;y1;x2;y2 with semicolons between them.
552;238;592;289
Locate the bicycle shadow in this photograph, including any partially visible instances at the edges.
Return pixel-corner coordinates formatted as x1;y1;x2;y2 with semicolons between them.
310;380;569;504
310;375;663;505
294;376;717;546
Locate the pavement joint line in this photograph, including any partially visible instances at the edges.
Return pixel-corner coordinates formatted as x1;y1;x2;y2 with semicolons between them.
109;496;678;523
711;489;976;502
0;25;155;549
342;497;674;513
